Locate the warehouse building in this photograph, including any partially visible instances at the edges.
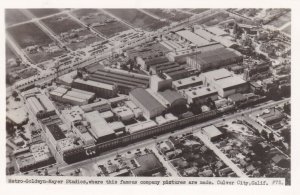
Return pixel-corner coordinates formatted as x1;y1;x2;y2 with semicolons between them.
84;111;116;143
87;68;150;94
27;94;56;119
181;86;218;104
157;89;187;110
126;120;157;134
172;75;203;90
175;30;210;46
129;88;165;119
166;43;224;64
202;125;224;141
149;61;189;80
72;78;117;98
201;69;248;97
50;87;96;106
186;47;243;72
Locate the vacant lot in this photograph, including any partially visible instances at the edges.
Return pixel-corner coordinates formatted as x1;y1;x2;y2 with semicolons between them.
5;9;31;27
28;9;61;18
7;22;53;49
42;14;83;35
105;9;169;31
144;9;192;22
94;21;130;38
42;14;102;50
72;9;130;38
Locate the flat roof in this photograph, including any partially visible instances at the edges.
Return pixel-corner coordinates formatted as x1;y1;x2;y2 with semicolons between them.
183;87;218;98
66;90;94;100
85;111;115;138
130;88;165;113
176;30;210;46
202;68;247;89
194;28;214;40
173;76;203;88
206;26;229;36
63;94;86;103
203;68;233;80
202;125;223;138
52;86;68;94
216;76;247;90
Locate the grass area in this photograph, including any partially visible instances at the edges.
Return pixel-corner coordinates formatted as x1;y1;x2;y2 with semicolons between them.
5;9;31;27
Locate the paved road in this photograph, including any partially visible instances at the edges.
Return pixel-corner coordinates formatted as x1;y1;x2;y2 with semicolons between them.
46;98;289;176
195;132;247;177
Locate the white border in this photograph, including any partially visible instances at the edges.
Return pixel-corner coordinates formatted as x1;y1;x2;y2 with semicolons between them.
1;0;299;195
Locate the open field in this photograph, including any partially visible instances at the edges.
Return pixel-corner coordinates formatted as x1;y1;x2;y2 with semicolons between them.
105;9;170;31
42;14;103;50
72;9;130;38
7;22;53;49
28;9;62;18
5;9;31;27
144;9;192;22
7;22;66;64
41;14;84;35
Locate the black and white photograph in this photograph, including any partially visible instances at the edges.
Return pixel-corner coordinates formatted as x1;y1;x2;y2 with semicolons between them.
2;1;297;194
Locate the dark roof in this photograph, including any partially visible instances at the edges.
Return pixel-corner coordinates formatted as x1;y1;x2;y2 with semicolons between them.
130;88;165;113
89;69;149;89
131;153;164;176
189;47;242;66
158;89;186;105
47;124;66;141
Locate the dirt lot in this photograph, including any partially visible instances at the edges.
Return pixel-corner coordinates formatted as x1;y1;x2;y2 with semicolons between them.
28;9;62;18
105;9;169;31
7;22;53;49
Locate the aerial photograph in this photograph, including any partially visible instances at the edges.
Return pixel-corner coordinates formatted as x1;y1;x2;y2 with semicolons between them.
5;8;291;184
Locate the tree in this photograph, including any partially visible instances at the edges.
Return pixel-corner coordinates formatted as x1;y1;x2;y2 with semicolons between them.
12;91;18;98
268;132;275;142
261;129;268;140
6;121;15;136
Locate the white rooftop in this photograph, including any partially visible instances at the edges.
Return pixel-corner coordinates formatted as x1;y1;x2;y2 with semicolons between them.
202;125;223;138
176;30;210;46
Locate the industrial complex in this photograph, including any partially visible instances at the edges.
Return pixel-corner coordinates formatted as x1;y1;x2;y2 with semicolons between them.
6;8;290;183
